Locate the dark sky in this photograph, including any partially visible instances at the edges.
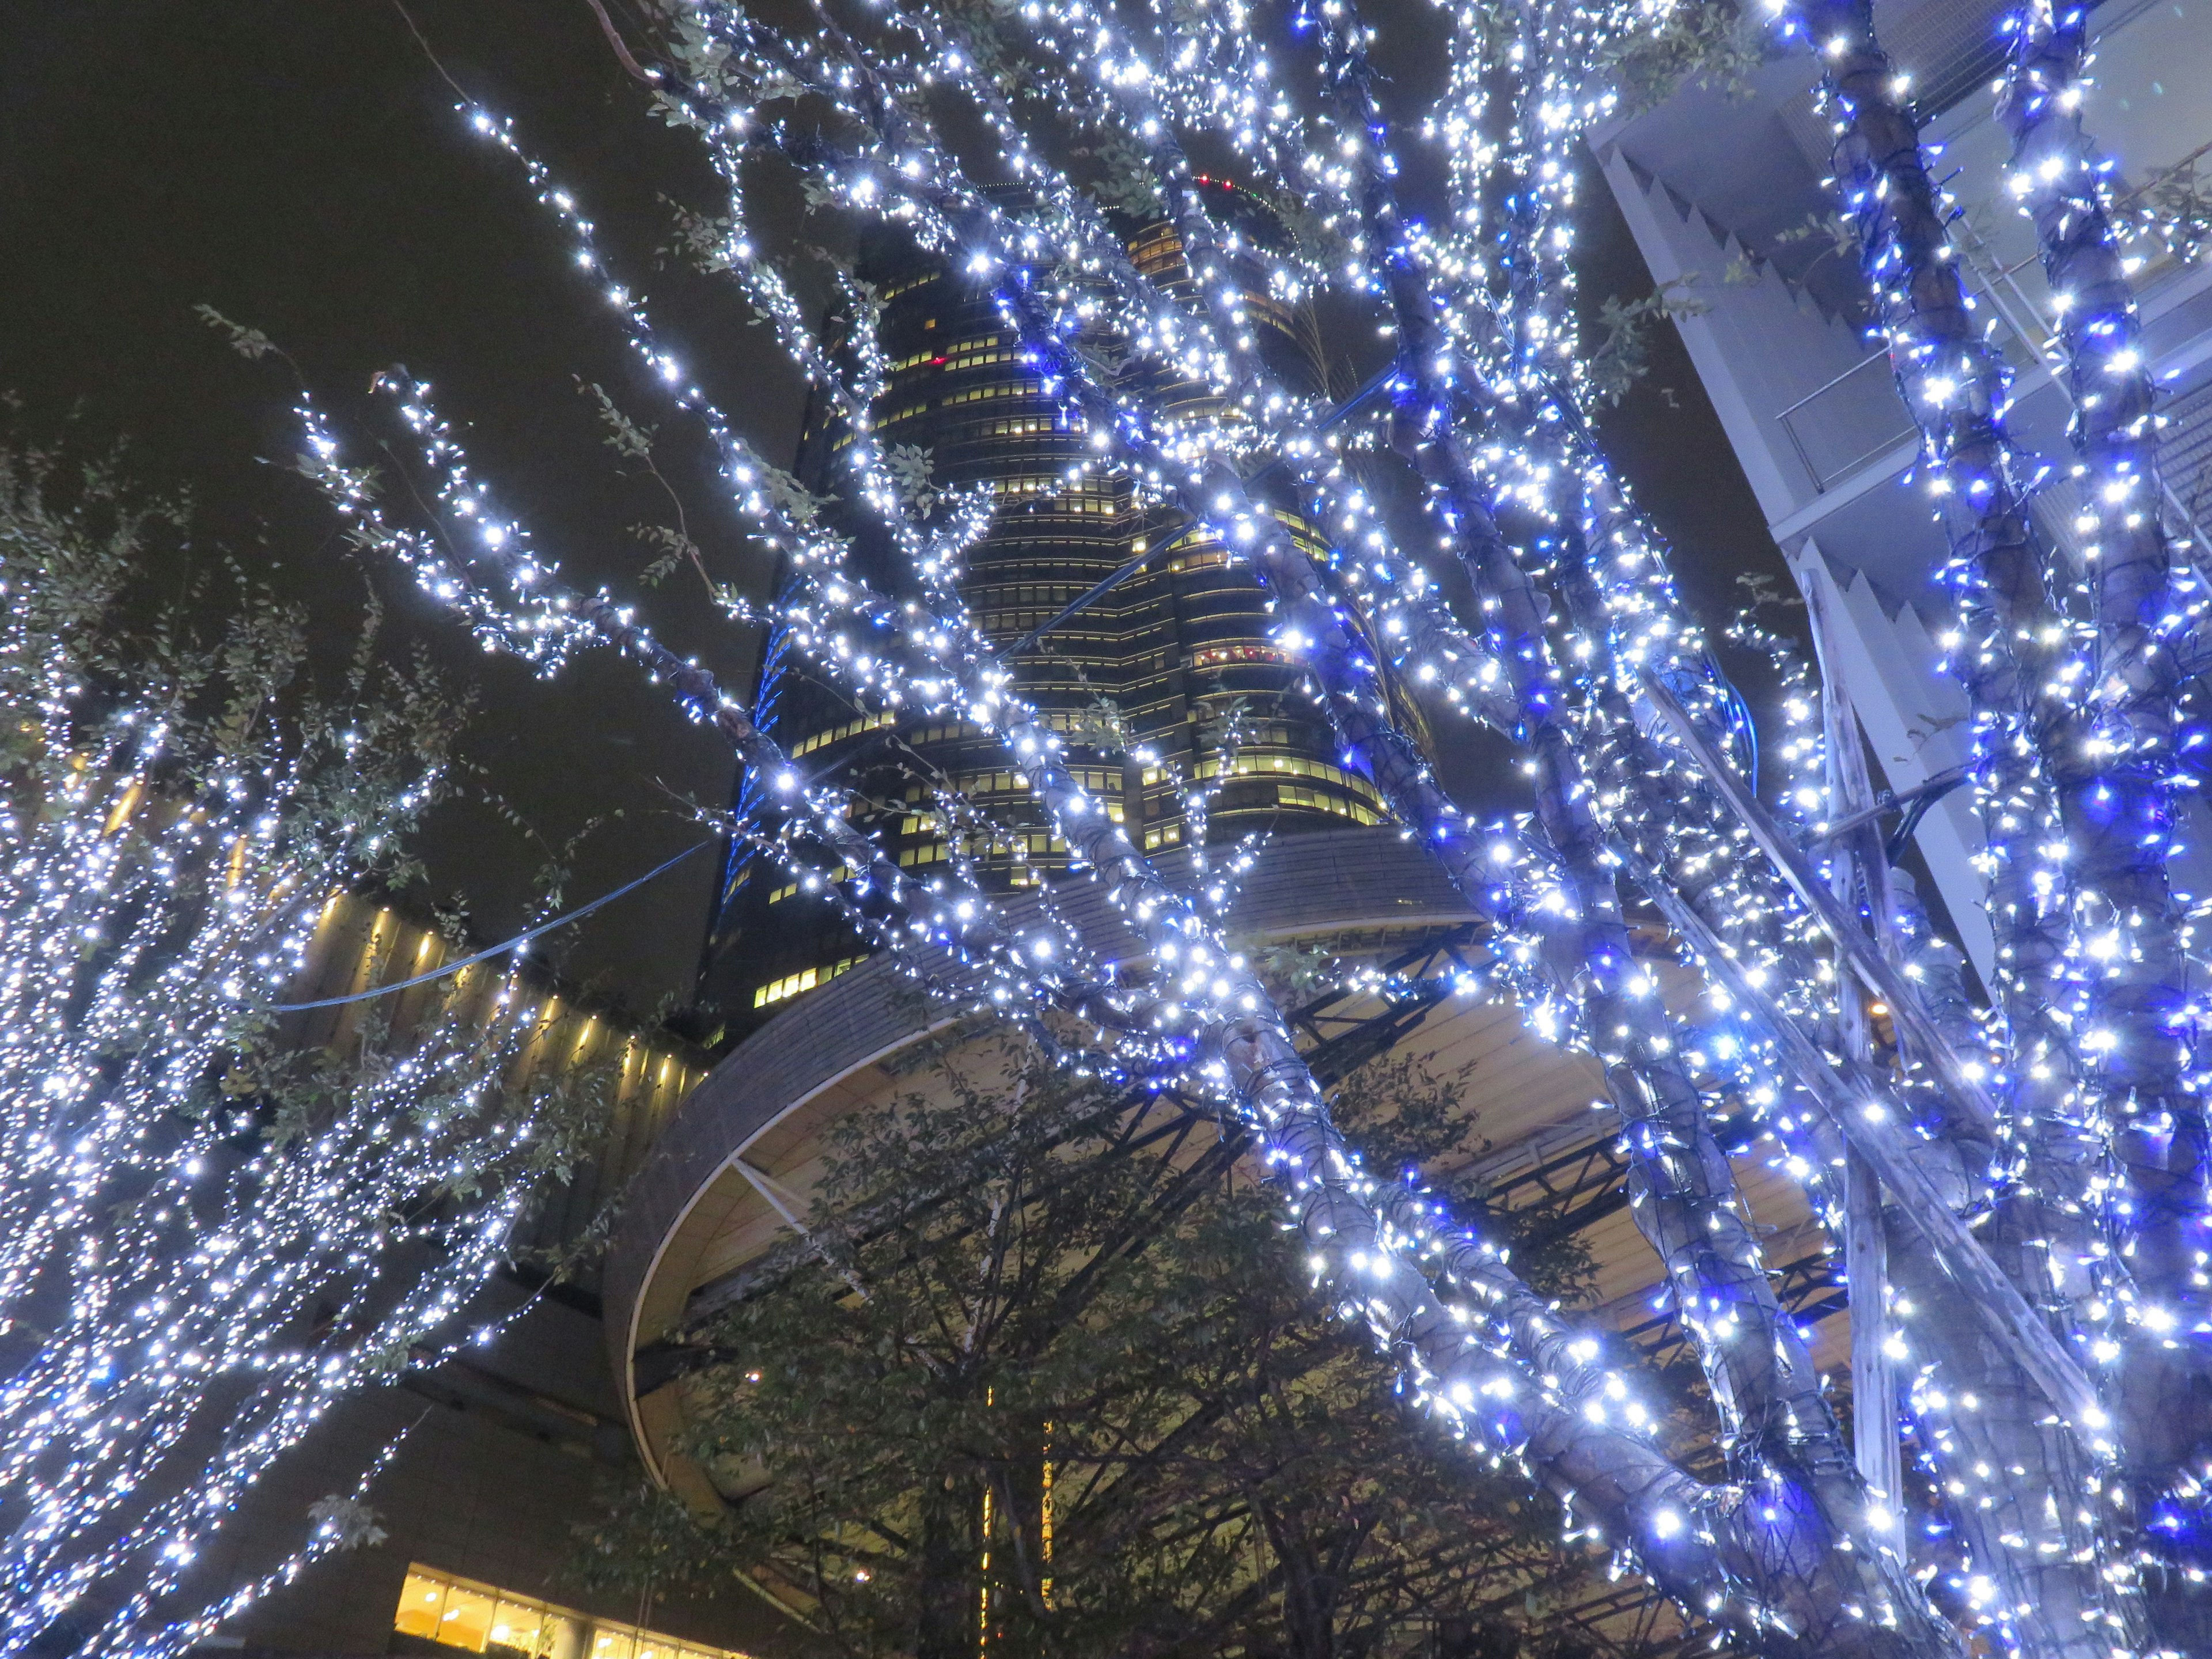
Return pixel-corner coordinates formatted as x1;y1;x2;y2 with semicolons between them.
0;1;1781;1018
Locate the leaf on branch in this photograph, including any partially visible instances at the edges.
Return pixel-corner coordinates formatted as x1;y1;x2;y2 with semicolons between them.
1586;278;1710;407
308;1495;389;1552
647;89;706;132
193;304;282;362
1074;134;1165;217
2134;161;2212;263
666;19;736;96
1773;210;1862;267
577;380;657;463
885;444;937;516
630;522;699;588
1066;696;1129;753
658;196;737;275
1249;938;1339;993
1733;571;1802;616
766;467;825;528
1600;0;1765;116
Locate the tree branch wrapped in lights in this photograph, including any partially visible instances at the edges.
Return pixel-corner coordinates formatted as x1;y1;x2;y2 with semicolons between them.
281;0;2212;1653
0;450;608;1659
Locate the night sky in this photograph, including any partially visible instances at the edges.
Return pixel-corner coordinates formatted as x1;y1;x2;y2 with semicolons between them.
0;0;1782;1020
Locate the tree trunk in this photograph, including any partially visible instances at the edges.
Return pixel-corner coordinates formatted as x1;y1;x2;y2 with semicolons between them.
915;1476;978;1659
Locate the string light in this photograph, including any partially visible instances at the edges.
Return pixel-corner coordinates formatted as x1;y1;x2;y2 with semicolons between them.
0;521;589;1657
260;0;2212;1652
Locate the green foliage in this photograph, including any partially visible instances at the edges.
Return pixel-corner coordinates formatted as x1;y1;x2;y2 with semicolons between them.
577;380;721;597
575;1032;1613;1658
1586;279;1710;408
0;431;617;1654
1074;131;1167;218
194;303;285;364
0;436;470;893
1245;937;1340;995
767;465;828;528
0;431;613;1186
1599;1;1765;117
2133;159;2212;264
307;1495;391;1553
1772;210;1861;274
884;444;937;516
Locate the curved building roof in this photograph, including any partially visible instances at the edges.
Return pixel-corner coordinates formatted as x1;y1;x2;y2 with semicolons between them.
607;826;1838;1505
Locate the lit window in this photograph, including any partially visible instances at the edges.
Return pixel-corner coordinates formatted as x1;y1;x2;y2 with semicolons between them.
753;956;862;1009
391;1566;751;1659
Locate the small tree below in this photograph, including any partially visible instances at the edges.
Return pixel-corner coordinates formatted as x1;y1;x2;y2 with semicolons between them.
573;1031;1643;1659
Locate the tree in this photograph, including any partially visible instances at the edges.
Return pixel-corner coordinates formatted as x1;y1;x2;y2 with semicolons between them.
275;0;2212;1653
0;440;604;1658
571;1032;1627;1659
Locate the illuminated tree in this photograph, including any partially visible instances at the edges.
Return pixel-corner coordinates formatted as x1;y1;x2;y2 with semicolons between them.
289;0;2210;1653
571;1037;1615;1659
0;443;602;1658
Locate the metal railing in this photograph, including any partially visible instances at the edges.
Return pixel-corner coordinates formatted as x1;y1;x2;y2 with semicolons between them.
1771;133;2209;512
1774;351;1916;495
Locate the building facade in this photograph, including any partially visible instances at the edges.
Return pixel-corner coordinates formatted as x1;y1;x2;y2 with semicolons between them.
1591;0;2212;979
694;186;1399;1036
198;896;765;1659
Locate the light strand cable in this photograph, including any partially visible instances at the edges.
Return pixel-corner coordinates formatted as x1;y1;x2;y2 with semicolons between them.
274;839;713;1011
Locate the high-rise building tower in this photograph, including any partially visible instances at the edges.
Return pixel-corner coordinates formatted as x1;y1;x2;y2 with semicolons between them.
695;185;1402;1036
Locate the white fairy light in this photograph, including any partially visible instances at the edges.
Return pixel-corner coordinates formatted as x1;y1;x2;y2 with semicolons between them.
237;0;2212;1649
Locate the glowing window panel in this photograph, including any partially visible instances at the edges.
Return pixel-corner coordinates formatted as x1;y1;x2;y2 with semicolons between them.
391;1565;748;1659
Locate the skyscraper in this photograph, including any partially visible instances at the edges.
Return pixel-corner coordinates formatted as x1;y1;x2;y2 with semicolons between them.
695;184;1402;1036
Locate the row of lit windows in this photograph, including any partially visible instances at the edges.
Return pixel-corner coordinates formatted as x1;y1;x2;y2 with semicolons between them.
885;331;1004;375
900;795;1124;839
969;582;1086;609
888;710;1128;749
768;794;1363;893
1009;494;1121;516
1135;728;1302;785
788;709;896;759
787;712;1141;770
1128;234;1183;279
923;765;1123;799
940;346;1020;374
944;380;1043;406
989;475;1122;507
1195;752;1382;802
878;271;938;302
1277;784;1382;825
767;862;854;907
753;956;862;1009
393;1565;749;1659
1181;604;1272;631
899;829;1071;870
974;611;1118;641
1191;643;1291;669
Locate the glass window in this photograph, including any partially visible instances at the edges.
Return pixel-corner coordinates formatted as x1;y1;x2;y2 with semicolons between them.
394;1566;751;1659
395;1571;449;1640
487;1599;546;1658
440;1583;498;1653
